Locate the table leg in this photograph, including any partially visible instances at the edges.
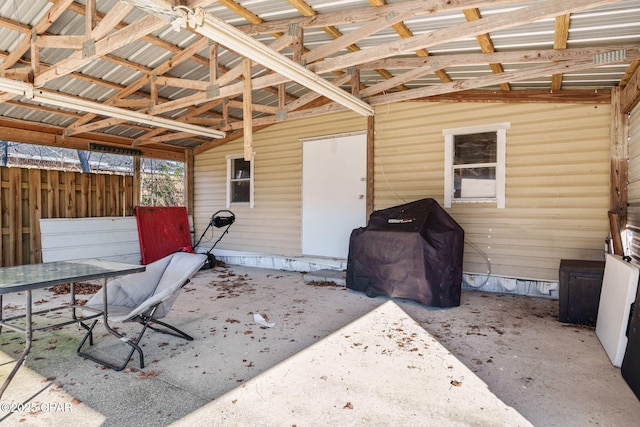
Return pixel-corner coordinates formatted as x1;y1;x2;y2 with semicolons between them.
71;281;76;317
70;282;94;346
0;291;33;399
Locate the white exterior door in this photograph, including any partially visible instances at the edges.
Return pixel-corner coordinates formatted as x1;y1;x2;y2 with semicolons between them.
302;132;367;258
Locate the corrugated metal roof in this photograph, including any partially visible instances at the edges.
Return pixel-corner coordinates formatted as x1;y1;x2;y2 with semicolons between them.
0;0;638;156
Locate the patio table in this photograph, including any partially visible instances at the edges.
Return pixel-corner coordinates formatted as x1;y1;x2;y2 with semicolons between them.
0;258;144;399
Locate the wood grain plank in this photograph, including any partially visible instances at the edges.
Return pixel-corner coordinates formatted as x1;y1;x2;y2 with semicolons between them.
308;0;618;74
28;168;41;263
8;168;21;265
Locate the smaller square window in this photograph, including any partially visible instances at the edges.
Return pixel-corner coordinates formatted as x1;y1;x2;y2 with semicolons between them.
227;153;254;207
443;123;509;208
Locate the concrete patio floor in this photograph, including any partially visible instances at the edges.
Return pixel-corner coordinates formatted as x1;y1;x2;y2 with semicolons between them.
0;263;639;426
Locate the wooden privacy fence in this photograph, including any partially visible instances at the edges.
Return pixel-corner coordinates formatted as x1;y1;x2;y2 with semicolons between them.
0;166;135;267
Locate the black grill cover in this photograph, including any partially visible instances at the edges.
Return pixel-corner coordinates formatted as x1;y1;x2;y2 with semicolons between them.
346;198;464;307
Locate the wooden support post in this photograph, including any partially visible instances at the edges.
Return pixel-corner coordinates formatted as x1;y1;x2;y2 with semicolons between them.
610;87;628;219
550;14;570;91
367;114;375;219
223;98;229;126
0;169;3;266
184;148;194;215
609;211;624;256
209;42;218;84
150;73;158;111
86;0;96;37
610;86;629;255
133;156;141;208
291;23;303;64
30;30;40;76
351;67;360;96
620;62;640;113
243;58;253;160
278;83;286;110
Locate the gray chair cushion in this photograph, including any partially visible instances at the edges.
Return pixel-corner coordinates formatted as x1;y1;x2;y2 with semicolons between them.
85;252;206;323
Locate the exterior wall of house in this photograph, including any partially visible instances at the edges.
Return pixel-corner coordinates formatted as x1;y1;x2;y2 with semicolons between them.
626;102;640;260
195;101;611;282
373;102;610;281
194;111;367;257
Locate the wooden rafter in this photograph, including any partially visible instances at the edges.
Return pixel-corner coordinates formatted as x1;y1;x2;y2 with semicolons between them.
620;65;640;113
66;1;210;69
63;35;203;133
66;33;296;141
368;0;452;84
0;0;636;156
74;44;640;134
309;0;618;74
0;0;75;71
357;46;640;70
210;51;634;133
285;0;407;91
463;8;510;91
552;14;571;91
135;99;226;146
368;50;640;105
0;116;185;161
34;13;166;86
620;61;640;88
239;0;525;36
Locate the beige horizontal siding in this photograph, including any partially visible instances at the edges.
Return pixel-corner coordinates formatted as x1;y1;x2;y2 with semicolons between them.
373;102;610;281
194;112;367;256
195;101;610;282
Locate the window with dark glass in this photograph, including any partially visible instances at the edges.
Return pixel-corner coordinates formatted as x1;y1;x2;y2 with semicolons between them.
230;157;251;203
443;123;509;208
453;131;497;200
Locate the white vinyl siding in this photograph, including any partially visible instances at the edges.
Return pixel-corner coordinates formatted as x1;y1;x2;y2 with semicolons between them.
195;101;609;282
373;102;610;281
194;112;367;256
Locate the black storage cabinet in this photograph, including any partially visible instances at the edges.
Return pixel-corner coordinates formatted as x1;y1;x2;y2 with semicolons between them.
559;259;605;326
346;198;464;307
621;284;640;399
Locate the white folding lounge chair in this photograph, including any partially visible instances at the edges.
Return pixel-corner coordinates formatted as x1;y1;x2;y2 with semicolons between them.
77;252;207;371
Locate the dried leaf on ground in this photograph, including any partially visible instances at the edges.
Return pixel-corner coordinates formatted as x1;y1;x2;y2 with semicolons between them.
305;280;343;288
50;283;102;295
137;370;161;379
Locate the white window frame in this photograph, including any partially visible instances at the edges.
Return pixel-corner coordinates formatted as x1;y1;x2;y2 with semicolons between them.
443;123;509;209
226;152;255;208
